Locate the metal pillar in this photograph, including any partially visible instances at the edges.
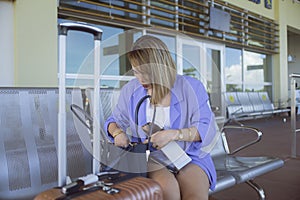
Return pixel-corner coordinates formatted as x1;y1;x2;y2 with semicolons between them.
289;73;300;158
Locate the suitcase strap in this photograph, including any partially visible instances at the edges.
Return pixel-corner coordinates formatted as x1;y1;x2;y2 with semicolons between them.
56;182;120;200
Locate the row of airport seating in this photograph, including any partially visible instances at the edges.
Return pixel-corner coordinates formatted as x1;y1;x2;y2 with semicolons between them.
0;87;122;200
224;91;290;120
0;88;284;200
0;88;92;200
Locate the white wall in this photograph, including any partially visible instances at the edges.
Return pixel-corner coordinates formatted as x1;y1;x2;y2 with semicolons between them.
273;1;300;105
288;34;300;87
0;0;14;86
14;0;58;86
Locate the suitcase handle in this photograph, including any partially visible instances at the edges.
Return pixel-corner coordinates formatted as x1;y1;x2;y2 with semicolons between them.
59;22;103;40
58;22;103;185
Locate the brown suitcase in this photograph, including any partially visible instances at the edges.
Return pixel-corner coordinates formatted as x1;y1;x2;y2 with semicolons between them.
34;176;163;200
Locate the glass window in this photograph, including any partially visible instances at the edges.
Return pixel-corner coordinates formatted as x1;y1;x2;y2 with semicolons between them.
147;32;176;61
58;19;127;88
226;84;242;92
64;31;94;75
225;47;242;83
225;47;272;94
244;51;267;83
182;44;201;79
243;51;272;92
244;84;265;92
99;29;143;88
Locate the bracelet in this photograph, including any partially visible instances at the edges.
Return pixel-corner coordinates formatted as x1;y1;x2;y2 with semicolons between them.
112;129;124;138
177;129;184;140
188;128;192;141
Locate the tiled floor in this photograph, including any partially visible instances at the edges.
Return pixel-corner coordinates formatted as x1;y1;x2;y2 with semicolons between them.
210;115;300;200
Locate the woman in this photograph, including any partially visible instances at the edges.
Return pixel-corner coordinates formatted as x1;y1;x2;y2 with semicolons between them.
105;35;216;200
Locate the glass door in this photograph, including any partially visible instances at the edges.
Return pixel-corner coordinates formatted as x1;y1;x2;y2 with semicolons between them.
204;43;225;120
177;38;205;81
177;38;225;121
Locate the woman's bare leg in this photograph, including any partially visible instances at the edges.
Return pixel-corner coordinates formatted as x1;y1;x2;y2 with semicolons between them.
176;163;210;200
148;161;181;200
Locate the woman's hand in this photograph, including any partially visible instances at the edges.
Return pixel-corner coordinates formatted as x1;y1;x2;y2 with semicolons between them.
149;129;177;149
114;132;130;148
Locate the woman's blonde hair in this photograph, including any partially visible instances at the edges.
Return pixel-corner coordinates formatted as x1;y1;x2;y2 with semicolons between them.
127;35;177;105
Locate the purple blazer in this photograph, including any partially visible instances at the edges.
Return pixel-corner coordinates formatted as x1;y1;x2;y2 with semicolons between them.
105;75;217;190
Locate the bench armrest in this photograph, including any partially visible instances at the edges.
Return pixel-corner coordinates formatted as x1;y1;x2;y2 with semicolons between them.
221;125;263;155
227;105;243;113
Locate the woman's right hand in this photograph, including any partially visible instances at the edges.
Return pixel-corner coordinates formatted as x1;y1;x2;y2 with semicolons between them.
114;132;130;148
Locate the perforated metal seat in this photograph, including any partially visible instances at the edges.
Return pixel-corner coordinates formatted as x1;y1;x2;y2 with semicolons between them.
248;92;265;113
209;133;236;194
0;88;92;200
209;124;284;199
213;155;284;183
258;92;290;114
225;91;290;121
224;92;243;119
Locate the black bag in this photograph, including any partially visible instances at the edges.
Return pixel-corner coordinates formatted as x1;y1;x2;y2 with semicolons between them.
100;142;148;179
142;122;179;174
70;104;148;178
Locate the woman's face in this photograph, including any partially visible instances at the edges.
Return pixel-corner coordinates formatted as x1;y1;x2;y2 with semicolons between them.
132;66;152;89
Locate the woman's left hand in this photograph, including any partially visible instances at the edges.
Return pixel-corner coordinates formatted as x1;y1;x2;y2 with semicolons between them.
148;129;177;149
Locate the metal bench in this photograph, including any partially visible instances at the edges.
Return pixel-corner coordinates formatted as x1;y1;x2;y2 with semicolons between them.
224;92;243;119
0;88;92;200
209;123;284;199
91;89;285;199
225;92;290;120
258;92;290;115
0;88;284;200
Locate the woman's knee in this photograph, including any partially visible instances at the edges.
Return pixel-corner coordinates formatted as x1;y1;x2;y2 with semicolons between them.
176;164;210;200
160;180;181;200
148;166;181;200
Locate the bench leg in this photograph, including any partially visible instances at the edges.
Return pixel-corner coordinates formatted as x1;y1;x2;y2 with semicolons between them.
224;118;244;126
246;180;265;200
